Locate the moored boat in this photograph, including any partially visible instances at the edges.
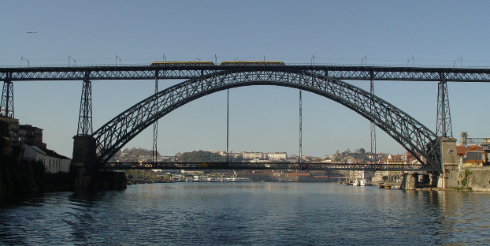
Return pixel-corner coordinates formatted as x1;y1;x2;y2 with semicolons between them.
223;177;251;182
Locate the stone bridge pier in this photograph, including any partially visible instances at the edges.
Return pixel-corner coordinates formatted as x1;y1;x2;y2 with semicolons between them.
72;136;96;188
402;137;458;190
438;137;459;188
72;136;127;190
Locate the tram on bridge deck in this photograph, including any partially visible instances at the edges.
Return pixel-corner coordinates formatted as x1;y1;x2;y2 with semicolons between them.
150;61;285;66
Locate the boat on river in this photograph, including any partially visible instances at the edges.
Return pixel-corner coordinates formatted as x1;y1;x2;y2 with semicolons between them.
223;177;251;182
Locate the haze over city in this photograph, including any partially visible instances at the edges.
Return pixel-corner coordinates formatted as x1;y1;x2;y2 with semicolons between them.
2;0;489;158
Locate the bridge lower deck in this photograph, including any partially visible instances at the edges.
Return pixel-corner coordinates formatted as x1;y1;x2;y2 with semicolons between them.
103;162;435;172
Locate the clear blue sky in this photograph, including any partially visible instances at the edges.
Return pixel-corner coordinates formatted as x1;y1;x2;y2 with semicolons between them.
2;0;490;158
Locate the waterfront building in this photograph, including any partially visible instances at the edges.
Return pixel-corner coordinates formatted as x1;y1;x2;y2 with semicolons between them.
21;143;71;173
457;145;484;167
386;154;404;182
18;124;46;149
0;116;19;145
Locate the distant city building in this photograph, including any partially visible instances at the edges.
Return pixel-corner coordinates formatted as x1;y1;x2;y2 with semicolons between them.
242;151;264;160
267;152;287;160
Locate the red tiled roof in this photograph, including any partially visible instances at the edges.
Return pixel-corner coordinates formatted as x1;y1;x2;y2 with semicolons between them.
457;145;483;155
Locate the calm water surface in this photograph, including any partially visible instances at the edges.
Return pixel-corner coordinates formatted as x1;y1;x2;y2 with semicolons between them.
1;182;489;245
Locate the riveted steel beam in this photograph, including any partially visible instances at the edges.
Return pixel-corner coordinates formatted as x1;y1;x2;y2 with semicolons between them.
1;65;490;82
90;69;442;172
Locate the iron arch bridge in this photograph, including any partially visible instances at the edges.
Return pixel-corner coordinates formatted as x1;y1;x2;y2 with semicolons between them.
92;68;442;172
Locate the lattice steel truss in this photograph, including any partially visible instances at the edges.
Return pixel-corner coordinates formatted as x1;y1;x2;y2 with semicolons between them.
0;79;13;118
91;68;442;172
2;65;490;82
77;78;93;136
436;79;453;137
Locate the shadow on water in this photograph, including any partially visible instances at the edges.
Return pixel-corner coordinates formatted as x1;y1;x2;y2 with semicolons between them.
0;193;47;208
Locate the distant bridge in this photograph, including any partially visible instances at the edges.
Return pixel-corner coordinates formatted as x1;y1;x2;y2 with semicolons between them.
104;161;432;172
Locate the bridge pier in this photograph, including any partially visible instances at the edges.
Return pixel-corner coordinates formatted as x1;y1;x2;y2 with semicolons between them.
401;173;419;190
430;173;439;187
437;137;459;188
72;135;127;189
72;136;96;188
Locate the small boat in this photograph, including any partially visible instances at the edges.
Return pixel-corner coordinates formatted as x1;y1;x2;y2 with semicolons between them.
384;185;391;189
352;179;360;186
223;177;251;182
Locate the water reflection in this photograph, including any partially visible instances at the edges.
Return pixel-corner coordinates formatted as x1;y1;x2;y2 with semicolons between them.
1;183;490;245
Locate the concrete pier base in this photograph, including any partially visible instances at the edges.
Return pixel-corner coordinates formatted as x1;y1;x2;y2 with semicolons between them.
401;173;419;190
430;173;439;187
72;135;127;190
438;137;459;188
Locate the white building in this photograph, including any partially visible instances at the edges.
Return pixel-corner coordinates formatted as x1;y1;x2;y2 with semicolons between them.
22;143;71;173
242;151;264;160
267;152;287;160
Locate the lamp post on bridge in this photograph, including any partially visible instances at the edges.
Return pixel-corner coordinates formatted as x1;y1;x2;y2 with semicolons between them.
68;56;76;66
21;57;29;67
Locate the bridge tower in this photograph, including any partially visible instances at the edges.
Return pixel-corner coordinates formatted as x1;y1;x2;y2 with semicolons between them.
72;72;96;187
436;74;452;138
434;73;456;187
0;73;14;118
77;75;93;136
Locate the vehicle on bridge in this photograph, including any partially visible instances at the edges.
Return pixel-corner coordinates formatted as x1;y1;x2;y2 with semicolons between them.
219;61;285;66
150;61;285;66
150;61;215;66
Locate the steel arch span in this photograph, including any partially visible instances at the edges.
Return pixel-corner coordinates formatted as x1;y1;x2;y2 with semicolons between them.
91;69;442;172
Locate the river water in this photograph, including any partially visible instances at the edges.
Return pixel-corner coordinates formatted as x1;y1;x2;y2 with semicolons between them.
1;182;489;245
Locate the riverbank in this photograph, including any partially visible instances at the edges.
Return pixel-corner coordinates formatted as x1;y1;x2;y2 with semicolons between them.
1;158;75;196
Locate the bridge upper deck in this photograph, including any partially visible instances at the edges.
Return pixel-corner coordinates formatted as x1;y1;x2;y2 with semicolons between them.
1;64;490;82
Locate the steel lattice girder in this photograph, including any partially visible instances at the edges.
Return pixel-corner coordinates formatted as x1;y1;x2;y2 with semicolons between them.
1;81;14;117
2;65;490;82
91;68;442;172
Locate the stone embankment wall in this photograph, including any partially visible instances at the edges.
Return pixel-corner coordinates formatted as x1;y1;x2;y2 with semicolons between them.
402;168;490;191
459;167;490;191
